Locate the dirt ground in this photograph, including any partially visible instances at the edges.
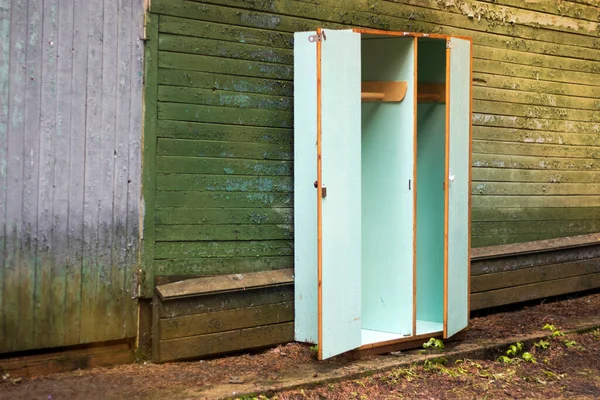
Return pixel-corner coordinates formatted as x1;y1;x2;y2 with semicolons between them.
275;328;600;399
1;291;600;400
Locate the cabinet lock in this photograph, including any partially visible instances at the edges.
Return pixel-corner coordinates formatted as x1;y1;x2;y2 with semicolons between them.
314;181;327;198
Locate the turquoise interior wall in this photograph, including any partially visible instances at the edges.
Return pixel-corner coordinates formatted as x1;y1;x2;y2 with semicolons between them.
361;37;415;335
416;38;446;324
416;103;445;323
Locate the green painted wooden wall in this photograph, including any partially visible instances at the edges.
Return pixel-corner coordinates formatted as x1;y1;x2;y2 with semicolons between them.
143;0;600;292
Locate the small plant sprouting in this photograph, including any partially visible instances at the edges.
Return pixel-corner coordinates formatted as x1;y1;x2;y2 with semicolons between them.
506;342;523;357
542;324;584;349
542;324;564;337
423;338;444;350
497;355;512;364
497;342;536;364
309;344;319;356
534;339;550;350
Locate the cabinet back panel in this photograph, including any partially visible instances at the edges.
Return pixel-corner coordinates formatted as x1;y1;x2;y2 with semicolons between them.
361;37;415;335
417;39;447;84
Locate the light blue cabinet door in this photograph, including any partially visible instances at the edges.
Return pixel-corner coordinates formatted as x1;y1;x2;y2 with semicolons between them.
444;37;471;338
319;29;363;359
293;31;319;345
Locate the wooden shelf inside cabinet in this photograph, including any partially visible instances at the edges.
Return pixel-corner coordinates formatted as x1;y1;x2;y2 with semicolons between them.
417;83;446;103
361;81;407;102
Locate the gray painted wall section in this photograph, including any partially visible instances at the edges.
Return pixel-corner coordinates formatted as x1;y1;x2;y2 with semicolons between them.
0;0;144;353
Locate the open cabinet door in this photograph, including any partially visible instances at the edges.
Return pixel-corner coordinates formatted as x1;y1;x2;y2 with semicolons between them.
444;37;472;338
318;29;362;359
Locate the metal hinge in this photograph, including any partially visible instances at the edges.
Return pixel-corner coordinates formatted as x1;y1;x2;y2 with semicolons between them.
308;31;326;43
133;268;144;299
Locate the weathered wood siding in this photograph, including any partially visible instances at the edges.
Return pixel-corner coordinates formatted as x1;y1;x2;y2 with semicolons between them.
143;0;600;290
0;0;144;353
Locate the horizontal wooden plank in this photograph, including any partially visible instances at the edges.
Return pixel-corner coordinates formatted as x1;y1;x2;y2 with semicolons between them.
472;232;594;248
155;190;293;208
158;102;292;128
152;0;319;34
157;120;292;142
158;15;293;49
474;99;600;123
477;0;600;24
473;113;600;135
157;156;292;176
473;220;600;236
472;257;600;293
159;33;293;65
472;244;600;276
196;0;600;48
156;138;292;160
163;17;591;82
156;174;293;192
470;273;600;310
154;240;293;259
394;0;600;48
472;232;600;259
473;153;598;171
156;268;294;300
473;86;600;112
473;126;600;147
472;195;600;208
155;224;293;241
473;72;600;99
474;140;600;159
153;0;600;62
159;301;293;339
154;256;294;276
155;207;293;225
472;182;600;196
473;207;600;222
0;341;134;378
157;285;294;318
474;58;600;87
474;44;600;77
473;168;600;183
158;85;292;111
157;321;294;362
157;68;293;97
159;51;293;80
